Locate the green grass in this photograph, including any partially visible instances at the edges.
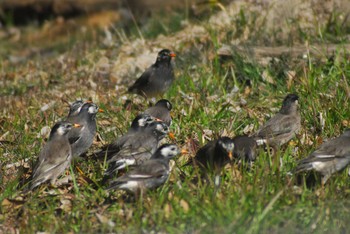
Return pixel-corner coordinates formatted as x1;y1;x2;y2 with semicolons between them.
1;4;350;234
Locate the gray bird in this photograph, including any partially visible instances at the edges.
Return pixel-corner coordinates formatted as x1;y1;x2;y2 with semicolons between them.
30;121;80;190
144;99;172;126
252;94;301;147
295;129;350;185
104;121;169;176
67;102;102;158
96;113;156;159
128;49;176;98
107;144;180;193
185;137;235;186
232;135;257;163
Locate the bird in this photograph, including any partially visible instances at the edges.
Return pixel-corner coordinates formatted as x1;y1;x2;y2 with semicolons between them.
104;121;170;177
128;49;176;98
30;121;80;190
232;135;257;163
107;144;180;193
95;113;157;159
252;93;301;147
185;137;235;186
295;129;350;185
66;102;102;158
144;99;173;126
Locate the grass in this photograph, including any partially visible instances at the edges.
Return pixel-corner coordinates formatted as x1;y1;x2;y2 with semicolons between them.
1;3;350;233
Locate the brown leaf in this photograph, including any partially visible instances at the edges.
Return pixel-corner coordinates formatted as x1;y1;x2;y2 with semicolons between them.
179;199;189;213
163;203;172;219
96;213;115;228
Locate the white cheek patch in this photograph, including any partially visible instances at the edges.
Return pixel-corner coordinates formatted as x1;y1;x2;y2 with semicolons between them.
156;124;164;131
88;106;97;114
161;147;172;157
138;119;146;126
57;126;66;135
256;139;267;146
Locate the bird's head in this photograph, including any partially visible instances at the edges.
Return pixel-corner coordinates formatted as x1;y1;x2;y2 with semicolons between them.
156;49;176;64
155;99;173;111
49;121;81;139
217;137;235;160
280;93;299;114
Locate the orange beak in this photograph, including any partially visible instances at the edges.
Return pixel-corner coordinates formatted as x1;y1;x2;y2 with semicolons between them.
73;123;82;128
98;109;104;113
228;151;233;160
168;132;175;140
170;52;176;58
181;149;188;154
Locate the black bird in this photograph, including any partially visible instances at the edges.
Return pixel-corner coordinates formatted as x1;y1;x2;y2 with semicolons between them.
186;137;235;186
295;129;350;185
107;144;180;193
252;94;301;147
67;102;102;158
128;49;176;98
232;135;257;163
30;121;80;190
144;99;173;126
104;121;169;176
96;113;156;159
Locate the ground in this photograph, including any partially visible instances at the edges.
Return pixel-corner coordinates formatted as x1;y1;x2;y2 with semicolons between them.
1;0;350;233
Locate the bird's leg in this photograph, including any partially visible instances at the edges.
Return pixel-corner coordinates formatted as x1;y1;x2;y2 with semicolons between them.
321;174;330;188
214;174;221;192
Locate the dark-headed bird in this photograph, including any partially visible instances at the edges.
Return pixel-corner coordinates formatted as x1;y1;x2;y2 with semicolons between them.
107;144;180;193
104;121;169;176
185;137;235;186
96;113;156;160
67;102;102;158
128;49;176;98
252;93;301;147
144;99;173;126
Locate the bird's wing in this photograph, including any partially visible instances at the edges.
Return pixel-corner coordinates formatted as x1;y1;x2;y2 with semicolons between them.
255;114;298;138
31;139;71;184
117;160;168;182
128;66;155;91
107;133;157;163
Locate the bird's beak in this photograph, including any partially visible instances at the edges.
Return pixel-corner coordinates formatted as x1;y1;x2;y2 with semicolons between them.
98;109;104;113
181;149;188;154
168;132;175;140
73;123;82;128
170;52;176;58
228;151;233;160
155;118;163;122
